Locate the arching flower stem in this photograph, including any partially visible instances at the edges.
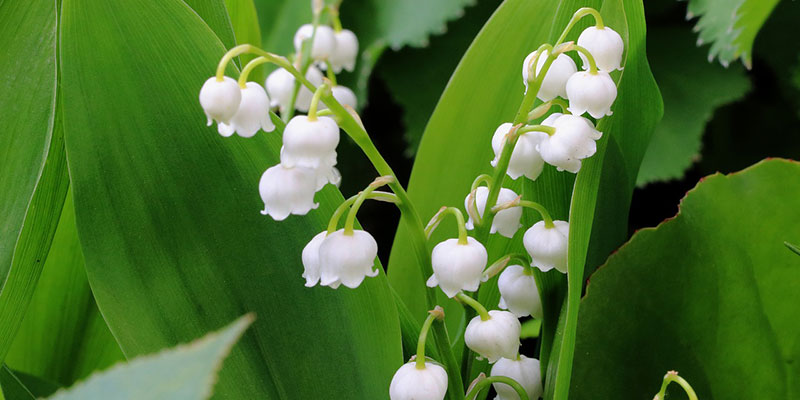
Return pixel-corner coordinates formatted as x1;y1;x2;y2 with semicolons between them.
343;176;394;235
653;371;698;400
326;191;398;234
415;306;445;369
555;7;605;46
571;44;599;74
455;293;490;321
307;83;329;122
464;375;530;400
424;207;469;244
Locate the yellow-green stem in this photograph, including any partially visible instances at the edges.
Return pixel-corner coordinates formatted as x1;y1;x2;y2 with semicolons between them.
572;45;599;74
456;293;490;321
307;83;329;121
425;207;469;244
555;7;604;45
415;312;437;369
327;191;397;234
464;376;530;400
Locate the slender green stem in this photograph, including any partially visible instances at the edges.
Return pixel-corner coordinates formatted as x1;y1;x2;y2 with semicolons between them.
415;311;438;369
344;176;393;235
527;98;569;122
329;5;343;32
465;376;530;400
325;61;337;85
238;57;270;87
307;83;329;121
572;45;599;74
470;174;493;192
518;124;556;136
555;7;604;45
327;191;398;234
518;200;554;228
654;371;698;400
506;253;534;274
456;293;490;321
424;207;468;244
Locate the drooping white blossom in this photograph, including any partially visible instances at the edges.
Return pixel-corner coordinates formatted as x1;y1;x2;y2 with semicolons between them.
320;85;358;110
293;24;337;61
565;70;617;119
259;164;319;221
538;113;602;173
464;187;522;238
265;66;324;113
497;265;542;318
328;29;359;73
464;310;521;363
523;220;570;273
281;115;340;170
577;26;624;72
522;49;577;101
491;355;542;400
389;361;448;400
217;82;275;138
318;229;379;289
426;237;487;298
491;123;548;181
199;76;241;126
301;231;327;287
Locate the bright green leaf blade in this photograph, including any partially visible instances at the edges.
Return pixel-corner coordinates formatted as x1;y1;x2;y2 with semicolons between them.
0;365;35;400
2;368;60;399
254;0;312;55
686;0;779;68
225;0;264;82
637;27;750;186
572;159;800;399
47;315;253;400
59;0;401;398
5;192;124;386
183;0;237;49
520;319;542;339
786;241;800;256
0;0;70;363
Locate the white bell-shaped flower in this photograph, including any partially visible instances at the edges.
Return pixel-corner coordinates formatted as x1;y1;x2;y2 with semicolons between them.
301;231;327;287
199;76;241;126
259;164;319;221
523;220;569;273
565;71;617;119
491;356;542;400
522;50;577;101
497;265;542;318
293;24;337;61
329;29;359;73
320;85;358;110
217;82;275;138
464;187;522;238
389;361;448;400
265;66;324;113
426;237;487;298
577;26;624;72
281;115;340;170
318;229;379;289
464;310;521;363
490;123;547;181
538;114;602;173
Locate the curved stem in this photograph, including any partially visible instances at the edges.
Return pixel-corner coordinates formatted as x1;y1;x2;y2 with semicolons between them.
424;207;468;244
456;293;490;321
238;57;269;87
327;191;398;234
519;200;554;228
555;7;604;45
470;174;493;192
216;45;314;90
527;98;570;121
572;45;599;74
518;124;556;136
325;61;337;85
307;83;329;121
654;371;698;400
344;176;393;235
465;376;530;400
415;310;438;369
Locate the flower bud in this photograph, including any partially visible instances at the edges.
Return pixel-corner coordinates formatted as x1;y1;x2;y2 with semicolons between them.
293;24;337;61
318;229;379;289
538;114;602;173
217;82;275;138
265;66;324;113
281;115;340;170
523;220;569;273
497;265;542;318
329;29;359;73
491;355;542;400
199;76;241;126
259;164;319;221
426;237;487;298
522;50;577;101
320;85;358;110
491;123;547;181
577;26;624;72
389;361;448;400
464;310;521;363
464;187;522;238
301;231;327;287
565;70;617;119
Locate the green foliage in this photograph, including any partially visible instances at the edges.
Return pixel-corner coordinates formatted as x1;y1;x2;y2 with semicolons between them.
572;159;800;399
225;0;264;82
686;0;779;68
0;0;69;364
58;1;401;398
5;193;123;386
637;27;750;186
47;315;253;400
0;366;34;400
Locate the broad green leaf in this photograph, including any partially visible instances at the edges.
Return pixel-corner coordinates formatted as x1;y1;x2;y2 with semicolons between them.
47;315;253;400
0;0;69;363
183;0;237;49
59;0;401;398
637;27;750;186
5;192;124;386
225;0;264;81
379;0;502;156
686;0;779;68
519;319;542;339
572;159;800;399
0;365;34;400
5;369;59;399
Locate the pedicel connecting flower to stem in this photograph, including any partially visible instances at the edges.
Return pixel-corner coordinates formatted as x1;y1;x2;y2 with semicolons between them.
198;3;640;399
